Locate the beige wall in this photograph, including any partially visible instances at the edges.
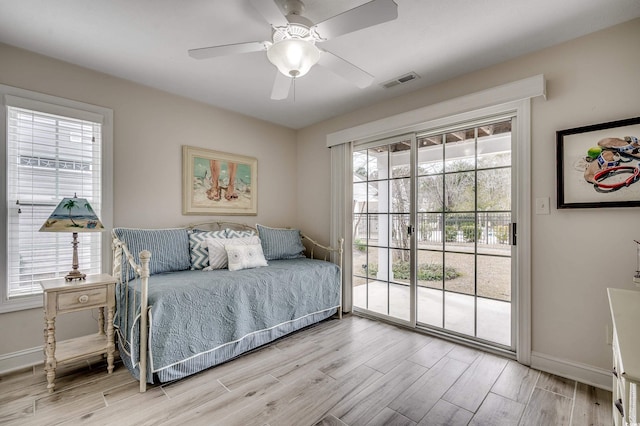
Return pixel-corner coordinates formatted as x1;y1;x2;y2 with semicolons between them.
296;18;640;376
0;43;296;356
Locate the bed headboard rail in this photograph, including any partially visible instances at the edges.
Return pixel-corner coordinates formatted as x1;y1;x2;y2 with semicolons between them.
302;233;344;263
187;221;256;233
111;233;143;281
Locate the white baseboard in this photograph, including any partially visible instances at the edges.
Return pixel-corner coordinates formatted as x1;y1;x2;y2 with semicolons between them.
0;346;43;375
531;351;612;391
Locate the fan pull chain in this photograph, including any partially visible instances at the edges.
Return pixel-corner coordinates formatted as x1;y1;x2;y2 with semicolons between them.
292;77;296;102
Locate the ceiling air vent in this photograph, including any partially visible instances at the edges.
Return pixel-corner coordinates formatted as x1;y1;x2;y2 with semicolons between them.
381;72;420;89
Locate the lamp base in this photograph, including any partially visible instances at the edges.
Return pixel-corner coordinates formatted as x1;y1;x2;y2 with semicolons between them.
66;232;86;282
65;270;86;282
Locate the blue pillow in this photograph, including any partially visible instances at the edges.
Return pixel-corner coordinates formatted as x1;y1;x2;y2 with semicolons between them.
113;228;190;279
256;224;305;261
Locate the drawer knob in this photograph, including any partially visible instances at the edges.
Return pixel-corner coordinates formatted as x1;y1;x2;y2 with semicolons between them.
78;295;89;304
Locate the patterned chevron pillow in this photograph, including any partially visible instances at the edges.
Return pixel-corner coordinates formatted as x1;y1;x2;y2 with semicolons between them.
225;228;256;239
189;230;227;270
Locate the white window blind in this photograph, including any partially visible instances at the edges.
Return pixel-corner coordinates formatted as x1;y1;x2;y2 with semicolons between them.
6;105;103;298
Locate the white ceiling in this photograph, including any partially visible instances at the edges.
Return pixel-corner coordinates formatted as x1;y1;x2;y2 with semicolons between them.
1;0;639;129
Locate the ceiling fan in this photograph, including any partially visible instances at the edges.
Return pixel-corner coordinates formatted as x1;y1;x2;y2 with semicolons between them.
188;0;398;100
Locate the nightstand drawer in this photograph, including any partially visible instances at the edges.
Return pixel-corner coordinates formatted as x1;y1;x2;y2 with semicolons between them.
57;287;108;311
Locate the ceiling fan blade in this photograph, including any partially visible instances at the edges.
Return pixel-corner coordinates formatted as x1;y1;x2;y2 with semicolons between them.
271;72;292;100
314;0;398;40
317;50;374;88
188;41;266;59
250;0;289;27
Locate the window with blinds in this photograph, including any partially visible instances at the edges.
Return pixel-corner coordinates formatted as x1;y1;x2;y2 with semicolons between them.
6;105;103;298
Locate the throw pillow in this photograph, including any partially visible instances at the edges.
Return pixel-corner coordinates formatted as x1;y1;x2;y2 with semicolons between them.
112;228;191;280
204;235;261;270
225;243;268;271
256;224;305;261
188;230;227;270
226;228;257;238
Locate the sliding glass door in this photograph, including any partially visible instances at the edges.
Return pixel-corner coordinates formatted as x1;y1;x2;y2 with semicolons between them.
352;119;515;350
352;135;414;323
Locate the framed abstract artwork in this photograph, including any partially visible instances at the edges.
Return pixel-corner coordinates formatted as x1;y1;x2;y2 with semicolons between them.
557;116;640;209
182;145;257;215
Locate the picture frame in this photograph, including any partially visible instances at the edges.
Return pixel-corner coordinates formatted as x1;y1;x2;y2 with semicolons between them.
557;116;640;209
182;145;257;215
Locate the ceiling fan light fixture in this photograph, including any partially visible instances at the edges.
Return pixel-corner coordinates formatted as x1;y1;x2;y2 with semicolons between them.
267;38;320;78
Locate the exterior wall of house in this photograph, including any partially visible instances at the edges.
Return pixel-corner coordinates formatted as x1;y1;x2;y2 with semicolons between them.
296;18;640;386
0;42;296;359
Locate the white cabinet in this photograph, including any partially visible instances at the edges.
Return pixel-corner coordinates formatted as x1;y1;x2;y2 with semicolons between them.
608;288;640;426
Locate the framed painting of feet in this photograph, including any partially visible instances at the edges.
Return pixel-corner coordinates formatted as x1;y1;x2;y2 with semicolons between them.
557;116;640;209
182;145;257;215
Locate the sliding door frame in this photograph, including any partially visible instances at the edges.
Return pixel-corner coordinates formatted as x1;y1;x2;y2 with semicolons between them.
350;133;418;329
331;95;534;365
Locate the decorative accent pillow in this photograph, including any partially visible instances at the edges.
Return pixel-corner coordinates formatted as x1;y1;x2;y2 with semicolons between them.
256;224;305;261
225;243;268;271
204;235;261;270
225;228;257;239
112;228;191;279
188;230;227;270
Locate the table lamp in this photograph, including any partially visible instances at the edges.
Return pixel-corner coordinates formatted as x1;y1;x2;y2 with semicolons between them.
40;194;104;282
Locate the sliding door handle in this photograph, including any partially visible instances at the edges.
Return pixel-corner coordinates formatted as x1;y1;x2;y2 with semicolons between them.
510;222;517;246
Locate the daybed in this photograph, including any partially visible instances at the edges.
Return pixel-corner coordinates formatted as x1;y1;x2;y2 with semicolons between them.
111;222;343;392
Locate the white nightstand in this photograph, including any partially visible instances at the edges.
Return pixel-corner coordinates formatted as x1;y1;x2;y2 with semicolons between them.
40;273;116;393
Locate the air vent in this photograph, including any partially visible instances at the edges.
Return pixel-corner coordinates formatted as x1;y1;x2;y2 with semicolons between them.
381;72;420;89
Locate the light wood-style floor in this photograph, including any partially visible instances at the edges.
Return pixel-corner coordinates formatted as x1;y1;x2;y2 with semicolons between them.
0;315;612;426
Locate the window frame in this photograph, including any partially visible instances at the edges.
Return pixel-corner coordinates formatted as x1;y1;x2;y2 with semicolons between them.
0;85;113;313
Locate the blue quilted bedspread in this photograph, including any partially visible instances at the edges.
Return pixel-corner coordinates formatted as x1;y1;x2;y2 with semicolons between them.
115;258;340;382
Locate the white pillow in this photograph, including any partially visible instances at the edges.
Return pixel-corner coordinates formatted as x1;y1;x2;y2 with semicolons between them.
204;236;260;270
225;243;268;271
